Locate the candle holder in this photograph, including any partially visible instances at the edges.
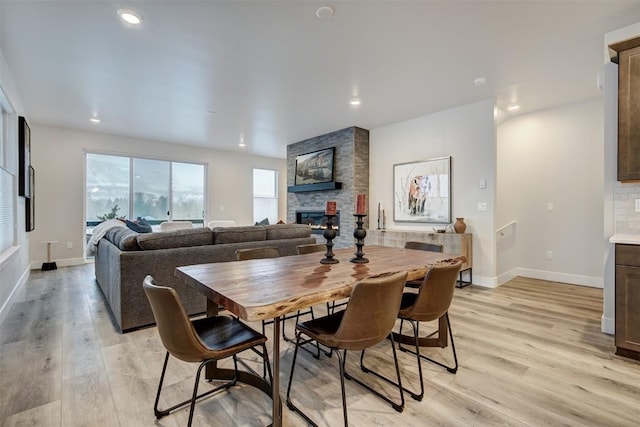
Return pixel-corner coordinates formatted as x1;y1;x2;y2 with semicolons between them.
320;214;339;264
350;214;369;263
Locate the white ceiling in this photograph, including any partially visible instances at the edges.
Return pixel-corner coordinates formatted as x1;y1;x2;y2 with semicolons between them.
1;1;639;159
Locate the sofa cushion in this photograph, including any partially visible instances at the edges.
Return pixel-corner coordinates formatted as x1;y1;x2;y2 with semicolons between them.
207;220;236;229
105;227;140;251
213;226;267;244
137;228;214;250
265;224;312;240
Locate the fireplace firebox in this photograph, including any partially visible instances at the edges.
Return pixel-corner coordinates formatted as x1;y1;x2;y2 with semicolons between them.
296;210;340;235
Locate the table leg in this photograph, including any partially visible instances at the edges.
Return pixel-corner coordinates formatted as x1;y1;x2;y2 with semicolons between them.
205;299;219;380
272;316;282;427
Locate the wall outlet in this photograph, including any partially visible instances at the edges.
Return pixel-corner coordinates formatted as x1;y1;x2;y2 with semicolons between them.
477;202;487;211
546;250;553;260
635;199;640;212
66;242;73;249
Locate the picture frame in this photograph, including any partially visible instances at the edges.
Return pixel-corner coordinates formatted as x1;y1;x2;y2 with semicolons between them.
393;156;451;224
18;116;31;197
26;166;35;232
294;147;334;185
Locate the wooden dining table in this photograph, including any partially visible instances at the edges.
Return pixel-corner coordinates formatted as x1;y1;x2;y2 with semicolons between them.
175;245;459;427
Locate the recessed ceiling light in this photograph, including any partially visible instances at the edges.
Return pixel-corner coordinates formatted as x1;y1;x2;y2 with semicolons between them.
90;117;101;123
507;104;520;112
117;9;142;25
316;6;334;19
474;77;487;86
349;98;361;107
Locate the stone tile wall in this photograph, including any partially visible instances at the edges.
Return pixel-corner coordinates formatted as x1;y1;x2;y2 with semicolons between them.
287;126;369;248
615;181;640;233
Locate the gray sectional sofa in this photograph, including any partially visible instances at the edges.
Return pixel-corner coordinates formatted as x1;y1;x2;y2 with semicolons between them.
94;224;316;332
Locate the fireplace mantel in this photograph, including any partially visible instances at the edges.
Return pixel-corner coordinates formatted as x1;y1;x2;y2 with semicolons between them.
287;182;343;193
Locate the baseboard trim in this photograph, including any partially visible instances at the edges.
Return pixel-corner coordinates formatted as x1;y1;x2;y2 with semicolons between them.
509;268;603;288
601;316;615;335
469;275;497;288
497;268;520;287
0;264;30;328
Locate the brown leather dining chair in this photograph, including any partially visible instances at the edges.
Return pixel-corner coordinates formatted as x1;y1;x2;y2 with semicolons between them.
236;246;319;357
361;260;462;402
235;246;281;261
295;242;326;255
235;246;285;375
142;275;272;427
403;241;444;288
286;271;408;426
297;243;348;317
236;246;293;331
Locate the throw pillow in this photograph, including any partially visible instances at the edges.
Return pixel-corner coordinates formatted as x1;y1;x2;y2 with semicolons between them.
125;217;152;233
254;217;269;226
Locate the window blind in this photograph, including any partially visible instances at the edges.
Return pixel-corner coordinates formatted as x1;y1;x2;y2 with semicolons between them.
0;167;15;253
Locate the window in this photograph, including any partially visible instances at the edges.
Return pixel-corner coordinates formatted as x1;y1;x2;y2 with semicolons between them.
132;158;170;221
86;153;130;224
172;162;205;221
86;153;206;237
0;88;16;255
253;168;278;225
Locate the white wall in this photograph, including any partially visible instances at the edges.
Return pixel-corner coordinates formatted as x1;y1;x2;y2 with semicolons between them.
497;99;604;288
0;48;30;328
28;124;286;266
370;99;497;286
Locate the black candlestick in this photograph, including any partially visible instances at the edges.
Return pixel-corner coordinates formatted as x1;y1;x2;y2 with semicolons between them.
321;214;339;264
351;214;369;263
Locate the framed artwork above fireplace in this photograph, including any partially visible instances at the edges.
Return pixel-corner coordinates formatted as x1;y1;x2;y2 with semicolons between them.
294;147;335;186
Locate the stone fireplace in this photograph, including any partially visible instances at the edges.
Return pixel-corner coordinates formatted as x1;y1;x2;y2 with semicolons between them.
296;210;341;236
287;126;369;248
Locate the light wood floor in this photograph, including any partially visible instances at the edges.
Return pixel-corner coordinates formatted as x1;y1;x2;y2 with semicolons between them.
1;264;639;426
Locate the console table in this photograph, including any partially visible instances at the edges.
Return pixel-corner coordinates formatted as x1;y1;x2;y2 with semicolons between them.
367;229;472;287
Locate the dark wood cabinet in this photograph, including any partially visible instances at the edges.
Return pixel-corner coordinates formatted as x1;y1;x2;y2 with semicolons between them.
615;244;640;360
611;38;640;181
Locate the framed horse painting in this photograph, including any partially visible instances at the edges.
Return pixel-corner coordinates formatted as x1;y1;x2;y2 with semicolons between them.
393;157;451;224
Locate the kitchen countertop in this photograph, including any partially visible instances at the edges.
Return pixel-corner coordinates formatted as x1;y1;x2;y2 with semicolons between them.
609;234;640;245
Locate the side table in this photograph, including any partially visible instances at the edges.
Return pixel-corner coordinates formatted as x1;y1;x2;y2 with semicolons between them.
42;240;58;271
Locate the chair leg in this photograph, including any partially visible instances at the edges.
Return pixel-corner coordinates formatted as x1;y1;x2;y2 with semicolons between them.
261;343;274;386
282;307;315;343
336;349;349;426
345;335;405;412
286;332;320;427
153;352;238;423
400;314;459;374
283;308;323;360
361;322;425;401
153;351;171;418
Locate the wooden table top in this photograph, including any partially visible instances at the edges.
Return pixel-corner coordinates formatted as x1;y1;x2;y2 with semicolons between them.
176;245;459;322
